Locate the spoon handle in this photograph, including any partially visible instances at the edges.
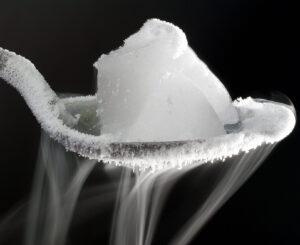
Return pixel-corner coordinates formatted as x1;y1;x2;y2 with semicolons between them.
0;47;77;127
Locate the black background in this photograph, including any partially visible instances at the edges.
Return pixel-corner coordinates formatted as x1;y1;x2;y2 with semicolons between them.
0;0;299;244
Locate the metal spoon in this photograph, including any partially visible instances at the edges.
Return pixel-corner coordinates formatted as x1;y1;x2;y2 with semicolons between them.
0;47;294;171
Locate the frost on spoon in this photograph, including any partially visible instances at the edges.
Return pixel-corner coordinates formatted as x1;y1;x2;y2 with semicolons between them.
0;19;296;172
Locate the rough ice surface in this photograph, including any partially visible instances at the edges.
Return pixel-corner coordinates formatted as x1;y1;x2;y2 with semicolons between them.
94;19;238;142
0;19;296;172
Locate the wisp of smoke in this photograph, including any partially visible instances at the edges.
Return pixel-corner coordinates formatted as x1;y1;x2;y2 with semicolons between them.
25;132;97;245
8;132;274;245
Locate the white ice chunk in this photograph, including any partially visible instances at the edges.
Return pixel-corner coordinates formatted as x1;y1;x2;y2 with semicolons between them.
95;19;238;142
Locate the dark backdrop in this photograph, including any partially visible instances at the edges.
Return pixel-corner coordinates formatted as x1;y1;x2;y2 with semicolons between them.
0;0;299;244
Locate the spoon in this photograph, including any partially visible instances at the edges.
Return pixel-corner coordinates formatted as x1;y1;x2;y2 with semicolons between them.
0;47;295;171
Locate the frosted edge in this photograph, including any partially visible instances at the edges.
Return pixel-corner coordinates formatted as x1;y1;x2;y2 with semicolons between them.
61;97;296;171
